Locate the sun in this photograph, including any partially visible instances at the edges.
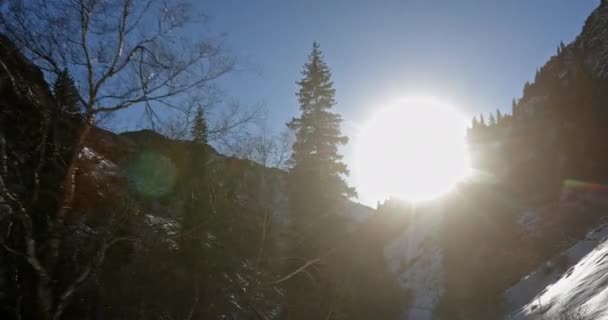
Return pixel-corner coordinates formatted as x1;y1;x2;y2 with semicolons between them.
353;96;472;203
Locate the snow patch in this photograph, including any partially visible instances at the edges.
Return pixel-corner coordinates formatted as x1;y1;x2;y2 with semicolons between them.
80;146;118;174
518;209;543;231
144;214;180;236
507;224;608;319
384;207;444;320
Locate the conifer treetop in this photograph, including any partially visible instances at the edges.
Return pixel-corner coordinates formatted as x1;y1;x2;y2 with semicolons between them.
287;42;355;199
191;105;208;145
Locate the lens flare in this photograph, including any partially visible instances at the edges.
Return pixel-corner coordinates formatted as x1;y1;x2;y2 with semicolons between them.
127;152;177;198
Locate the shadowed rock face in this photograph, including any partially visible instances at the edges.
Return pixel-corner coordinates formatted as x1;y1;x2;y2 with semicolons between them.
0;32;391;320
576;2;608;79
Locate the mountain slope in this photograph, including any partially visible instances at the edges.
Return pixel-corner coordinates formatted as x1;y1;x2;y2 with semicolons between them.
506;224;608;318
512;224;608;319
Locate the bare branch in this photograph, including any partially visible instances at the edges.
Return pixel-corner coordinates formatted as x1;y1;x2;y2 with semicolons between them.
272;256;322;285
53;236;139;320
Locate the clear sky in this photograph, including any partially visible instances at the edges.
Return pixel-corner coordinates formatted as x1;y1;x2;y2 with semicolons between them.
198;0;598;123
114;0;600;203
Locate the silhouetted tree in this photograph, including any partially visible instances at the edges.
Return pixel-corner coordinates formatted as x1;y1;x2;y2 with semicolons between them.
287;42;355;202
472;116;479;129
284;42;355;319
190;105;208;145
53;69;81;117
558;41;566;54
489;113;496;126
0;1;234;318
523;81;532;97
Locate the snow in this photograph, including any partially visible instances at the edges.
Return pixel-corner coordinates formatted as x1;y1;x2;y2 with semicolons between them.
144;214;180;236
578;3;608;79
507;224;608;319
80;146;118;174
384;205;444;320
517;209;543;232
143;214;181;250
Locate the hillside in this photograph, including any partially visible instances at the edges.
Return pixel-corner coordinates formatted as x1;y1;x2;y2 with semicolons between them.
508;224;608;319
0;31;407;319
462;1;608;319
4;1;608;319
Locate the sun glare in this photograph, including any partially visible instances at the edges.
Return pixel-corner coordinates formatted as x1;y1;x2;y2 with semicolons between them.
354;96;472;203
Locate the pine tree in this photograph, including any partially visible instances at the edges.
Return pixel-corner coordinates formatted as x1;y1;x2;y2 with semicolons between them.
191;105;208;144
496;109;503;124
471;116;479;129
489;113;496;126
511;99;517;114
523;81;532;97
180;105;210;253
53;68;81;117
284;42;355;319
287;42;355;202
480;113;486;126
51;69;82;157
558;41;566;54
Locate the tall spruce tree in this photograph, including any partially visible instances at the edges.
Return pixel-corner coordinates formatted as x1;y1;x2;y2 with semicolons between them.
471;116;479;129
511;98;518;117
53;68;81;117
175;105;212;318
489;113;496;126
287;42;355;205
180;105;210;251
52;68;82;157
191;105;208;144
284;42;355;320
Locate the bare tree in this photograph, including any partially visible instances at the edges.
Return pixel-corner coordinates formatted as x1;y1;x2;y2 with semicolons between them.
157;99;265;149
230;126;293;169
0;1;234;319
159;114;191;140
208;101;266;147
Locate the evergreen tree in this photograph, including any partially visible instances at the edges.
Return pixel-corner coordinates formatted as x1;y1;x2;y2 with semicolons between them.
287;42;355;202
284;42;355;319
471;116;479;129
489;113;496;126
53;68;81;117
523;81;532;97
191;105;208;144
479;113;486;127
496;109;503;124
180;105;210;252
51;69;82;157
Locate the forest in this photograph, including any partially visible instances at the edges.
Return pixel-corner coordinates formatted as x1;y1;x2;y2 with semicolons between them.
2;1;608;320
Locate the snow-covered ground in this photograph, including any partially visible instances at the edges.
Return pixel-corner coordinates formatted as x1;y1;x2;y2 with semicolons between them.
80;146;119;180
384;205;444;320
507;224;608;319
517;209;544;232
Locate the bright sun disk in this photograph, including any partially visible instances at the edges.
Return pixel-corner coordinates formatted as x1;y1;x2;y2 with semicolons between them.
354;96;472;204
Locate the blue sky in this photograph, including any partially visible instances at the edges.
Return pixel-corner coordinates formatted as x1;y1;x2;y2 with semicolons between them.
196;0;598;128
114;0;599;203
116;1;600;131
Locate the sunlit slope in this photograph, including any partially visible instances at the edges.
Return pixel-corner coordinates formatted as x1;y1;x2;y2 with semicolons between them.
512;224;608;319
